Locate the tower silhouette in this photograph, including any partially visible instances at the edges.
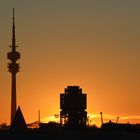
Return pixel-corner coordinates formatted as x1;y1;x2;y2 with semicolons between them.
7;8;20;125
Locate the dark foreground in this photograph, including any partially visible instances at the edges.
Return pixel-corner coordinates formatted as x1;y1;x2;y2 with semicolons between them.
0;129;140;140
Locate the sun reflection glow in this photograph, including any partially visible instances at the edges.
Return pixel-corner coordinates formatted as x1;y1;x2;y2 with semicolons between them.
41;114;60;123
41;113;140;128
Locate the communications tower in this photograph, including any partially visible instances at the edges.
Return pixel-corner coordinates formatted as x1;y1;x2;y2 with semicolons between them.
7;8;20;125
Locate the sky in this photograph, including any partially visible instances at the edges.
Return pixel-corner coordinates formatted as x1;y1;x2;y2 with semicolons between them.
0;0;140;125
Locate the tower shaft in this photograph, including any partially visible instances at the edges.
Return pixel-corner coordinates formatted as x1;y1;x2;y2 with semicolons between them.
11;73;17;123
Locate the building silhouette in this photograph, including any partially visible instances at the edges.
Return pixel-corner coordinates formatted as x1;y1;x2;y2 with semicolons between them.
11;106;27;130
7;8;20;125
60;86;87;128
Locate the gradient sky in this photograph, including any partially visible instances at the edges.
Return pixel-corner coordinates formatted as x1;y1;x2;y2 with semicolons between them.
0;0;140;125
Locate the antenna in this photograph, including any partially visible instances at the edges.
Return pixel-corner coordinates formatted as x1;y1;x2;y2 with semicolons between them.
38;110;40;124
100;112;103;126
116;117;119;124
13;8;15;24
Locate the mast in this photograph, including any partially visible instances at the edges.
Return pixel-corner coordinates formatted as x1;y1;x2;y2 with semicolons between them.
100;112;103;126
7;8;20;125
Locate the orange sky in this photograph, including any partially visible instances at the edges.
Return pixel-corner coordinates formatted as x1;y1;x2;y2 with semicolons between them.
0;0;140;125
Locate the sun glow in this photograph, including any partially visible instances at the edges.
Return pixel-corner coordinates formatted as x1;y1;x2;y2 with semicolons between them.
41;113;140;128
88;113;140;127
41;114;60;123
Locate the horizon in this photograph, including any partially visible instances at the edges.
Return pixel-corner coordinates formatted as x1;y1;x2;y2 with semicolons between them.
0;0;140;125
41;113;140;128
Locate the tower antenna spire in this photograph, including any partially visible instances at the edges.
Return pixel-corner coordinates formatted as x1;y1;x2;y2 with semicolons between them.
7;8;20;125
12;8;16;51
13;8;15;25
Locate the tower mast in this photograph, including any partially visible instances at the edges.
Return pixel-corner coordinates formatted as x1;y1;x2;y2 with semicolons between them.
7;8;20;125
